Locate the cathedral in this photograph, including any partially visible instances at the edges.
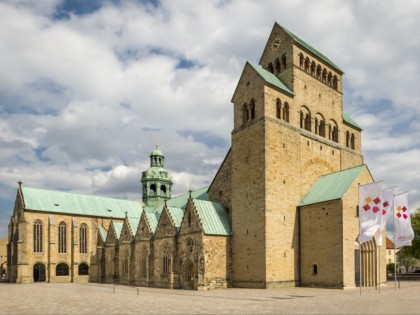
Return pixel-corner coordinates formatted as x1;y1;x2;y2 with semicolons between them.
7;22;386;289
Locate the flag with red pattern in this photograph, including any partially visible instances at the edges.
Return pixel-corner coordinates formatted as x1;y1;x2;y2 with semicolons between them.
377;188;394;246
358;182;383;244
394;193;414;248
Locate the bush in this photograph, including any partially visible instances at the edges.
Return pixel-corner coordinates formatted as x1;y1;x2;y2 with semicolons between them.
387;263;395;274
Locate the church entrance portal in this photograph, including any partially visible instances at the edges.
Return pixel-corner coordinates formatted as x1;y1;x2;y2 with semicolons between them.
184;260;195;289
33;263;46;282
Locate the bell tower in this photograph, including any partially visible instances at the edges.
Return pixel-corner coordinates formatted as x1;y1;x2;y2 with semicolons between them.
141;145;173;206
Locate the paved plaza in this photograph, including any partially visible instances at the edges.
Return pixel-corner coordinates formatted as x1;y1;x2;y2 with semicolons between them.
1;281;419;314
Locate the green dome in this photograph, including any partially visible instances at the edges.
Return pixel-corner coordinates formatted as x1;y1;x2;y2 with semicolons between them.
142;167;172;181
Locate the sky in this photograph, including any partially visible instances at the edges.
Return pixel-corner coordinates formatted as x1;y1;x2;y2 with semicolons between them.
0;0;419;237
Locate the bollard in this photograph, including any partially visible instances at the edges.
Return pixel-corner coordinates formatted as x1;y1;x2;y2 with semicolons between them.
137;288;139;295
113;283;115;294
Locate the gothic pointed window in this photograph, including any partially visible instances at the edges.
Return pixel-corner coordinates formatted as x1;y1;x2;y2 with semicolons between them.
163;245;171;274
58;221;67;254
79;223;87;254
33;220;42;253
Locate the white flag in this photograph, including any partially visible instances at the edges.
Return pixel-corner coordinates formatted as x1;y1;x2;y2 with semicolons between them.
358;182;383;244
377;188;394;246
394;193;414;248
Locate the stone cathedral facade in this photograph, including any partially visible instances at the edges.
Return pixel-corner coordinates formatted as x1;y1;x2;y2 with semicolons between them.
7;22;386;289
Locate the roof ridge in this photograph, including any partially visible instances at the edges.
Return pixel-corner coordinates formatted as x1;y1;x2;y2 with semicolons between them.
276;22;343;73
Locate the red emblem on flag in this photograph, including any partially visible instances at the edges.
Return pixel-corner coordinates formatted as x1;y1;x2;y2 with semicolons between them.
373;197;381;204
363;204;370;211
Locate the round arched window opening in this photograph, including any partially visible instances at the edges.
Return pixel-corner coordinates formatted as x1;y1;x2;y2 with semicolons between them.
56;263;69;276
78;263;89;275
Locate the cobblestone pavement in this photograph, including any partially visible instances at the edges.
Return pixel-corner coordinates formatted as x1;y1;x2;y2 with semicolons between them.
1;281;419;314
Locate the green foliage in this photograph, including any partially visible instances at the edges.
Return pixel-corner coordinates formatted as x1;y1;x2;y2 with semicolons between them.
397;210;420;260
386;263;395;273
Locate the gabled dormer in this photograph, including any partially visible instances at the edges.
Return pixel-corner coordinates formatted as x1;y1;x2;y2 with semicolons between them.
154;206;178;239
105;220;123;246
179;198;202;235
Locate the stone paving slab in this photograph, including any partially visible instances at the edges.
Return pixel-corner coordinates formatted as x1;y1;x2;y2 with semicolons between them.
1;281;419;314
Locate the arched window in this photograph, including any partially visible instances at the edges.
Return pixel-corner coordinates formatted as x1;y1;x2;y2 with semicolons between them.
300;111;304;128
249;99;255;119
33;220;43;253
160;185;166;195
79;223;87;254
328;72;332;87
78;263;89;275
316;65;322;79
267;62;274;74
281;54;286;70
299;53;304;69
346;131;350;147
163;247;171;274
58;221;66;254
150;184;157;195
305;57;310;73
312;264;318;275
351;133;355;149
315;114;325;137
242;103;248;125
311;61;316;76
322;68;327;83
275;58;281;73
56;263;69;276
276;99;281;119
283;103;290;123
329;120;339;143
305;113;311;131
333;75;338;90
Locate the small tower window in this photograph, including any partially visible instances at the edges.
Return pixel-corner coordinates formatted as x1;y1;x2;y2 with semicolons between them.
242;103;248;125
276;99;281;119
312;264;318;275
275;58;281;73
160;185;167;195
305;57;310;73
346;131;350;148
333;75;338;90
249;99;255;119
351;133;355;150
267;62;274;74
150;184;157;195
316;65;321;79
283;103;289;122
299;53;304;69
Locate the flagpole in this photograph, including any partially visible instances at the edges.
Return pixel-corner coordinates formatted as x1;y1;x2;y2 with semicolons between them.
378;243;381;293
358;183;362;296
393;194;397;291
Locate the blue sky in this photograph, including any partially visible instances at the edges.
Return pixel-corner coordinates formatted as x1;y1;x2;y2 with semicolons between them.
0;0;419;237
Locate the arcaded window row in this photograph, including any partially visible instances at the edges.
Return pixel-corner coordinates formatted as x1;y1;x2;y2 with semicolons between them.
266;54;287;75
299;53;338;90
33;220;88;254
299;106;339;143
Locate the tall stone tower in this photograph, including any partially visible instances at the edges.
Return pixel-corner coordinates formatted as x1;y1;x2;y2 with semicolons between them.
209;22;364;288
141;145;173;207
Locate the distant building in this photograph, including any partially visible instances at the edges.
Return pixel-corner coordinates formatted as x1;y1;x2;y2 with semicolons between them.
0;236;7;278
386;237;398;264
7;21;386;289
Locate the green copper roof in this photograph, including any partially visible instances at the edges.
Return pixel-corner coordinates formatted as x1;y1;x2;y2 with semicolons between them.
128;217;140;236
21;186;142;218
167;207;184;230
277;22;343;73
343;112;363;130
299;165;365;206
248;62;294;96
193;199;232;236
112;222;124;239
166;187;209;209
98;226;108;242
145;211;161;233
